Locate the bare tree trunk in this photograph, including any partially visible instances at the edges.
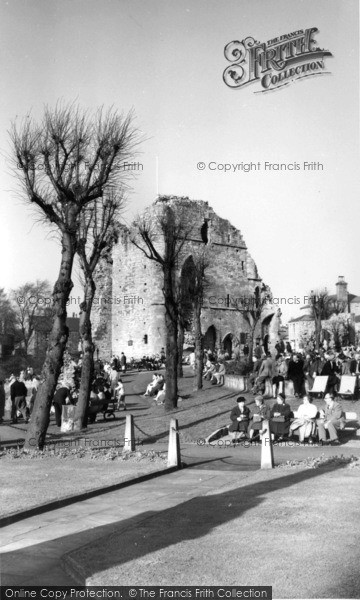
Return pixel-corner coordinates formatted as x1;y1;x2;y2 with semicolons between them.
164;267;178;411
24;233;76;450
193;302;203;391
314;316;321;351
177;320;184;378
73;279;96;431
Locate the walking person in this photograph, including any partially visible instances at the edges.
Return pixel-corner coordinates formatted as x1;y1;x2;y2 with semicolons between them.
115;378;126;410
10;375;29;424
52;385;71;428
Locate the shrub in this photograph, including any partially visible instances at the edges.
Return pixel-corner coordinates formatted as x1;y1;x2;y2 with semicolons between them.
225;359;252;376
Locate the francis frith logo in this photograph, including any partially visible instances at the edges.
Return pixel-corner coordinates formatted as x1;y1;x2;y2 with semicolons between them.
223;27;332;92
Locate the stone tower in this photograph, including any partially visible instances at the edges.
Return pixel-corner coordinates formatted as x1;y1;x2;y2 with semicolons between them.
92;196;278;359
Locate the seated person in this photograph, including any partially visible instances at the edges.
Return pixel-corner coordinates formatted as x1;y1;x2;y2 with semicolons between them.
270;393;291;441
203;360;216;381
155;383;166;405
211;362;226;385
316;393;345;445
289;395;318;443
229;396;251;442
143;374;164;397
248;395;270;441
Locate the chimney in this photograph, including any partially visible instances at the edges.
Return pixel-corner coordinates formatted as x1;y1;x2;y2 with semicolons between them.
335;276;348;303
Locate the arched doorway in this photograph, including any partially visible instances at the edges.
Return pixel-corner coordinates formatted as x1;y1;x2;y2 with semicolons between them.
223;333;233;358
204;325;216;352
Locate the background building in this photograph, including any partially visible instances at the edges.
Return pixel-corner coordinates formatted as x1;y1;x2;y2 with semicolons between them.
288;276;360;351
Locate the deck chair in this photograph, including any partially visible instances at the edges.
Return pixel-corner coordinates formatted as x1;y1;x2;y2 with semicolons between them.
338;376;356;400
308;376;328;399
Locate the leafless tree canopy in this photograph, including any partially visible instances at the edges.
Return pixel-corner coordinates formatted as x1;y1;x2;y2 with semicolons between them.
77;188;125;279
131;201;194;269
9;103;139;232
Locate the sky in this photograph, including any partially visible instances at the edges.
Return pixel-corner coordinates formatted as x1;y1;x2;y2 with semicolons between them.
0;0;359;322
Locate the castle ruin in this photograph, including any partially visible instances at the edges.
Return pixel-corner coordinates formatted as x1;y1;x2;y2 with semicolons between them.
92;197;280;359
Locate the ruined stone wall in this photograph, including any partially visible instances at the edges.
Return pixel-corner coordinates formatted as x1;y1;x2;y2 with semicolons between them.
94;197;278;359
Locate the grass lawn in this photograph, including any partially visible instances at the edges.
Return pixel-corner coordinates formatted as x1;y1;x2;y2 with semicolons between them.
0;450;168;518
73;464;360;598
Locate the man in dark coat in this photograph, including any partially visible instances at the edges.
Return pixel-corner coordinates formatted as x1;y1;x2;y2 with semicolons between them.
120;352;127;373
287;354;305;397
10;376;29;424
321;354;340;395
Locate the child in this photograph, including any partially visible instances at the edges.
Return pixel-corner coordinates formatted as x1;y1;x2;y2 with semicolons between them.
115;379;126;411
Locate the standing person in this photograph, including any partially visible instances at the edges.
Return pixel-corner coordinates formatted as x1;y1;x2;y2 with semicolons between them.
10;375;29;424
286;341;292;354
160;347;166;365
115;378;126;410
321;354;340;395
270;393;291;441
52;385;71;428
109;366;120;400
229;397;251;442
254;342;262;360
120;352;127;373
255;353;274;394
275;339;282;358
243;343;249;358
272;356;286;398
0;380;5;423
316;393;345;445
287;354;305;398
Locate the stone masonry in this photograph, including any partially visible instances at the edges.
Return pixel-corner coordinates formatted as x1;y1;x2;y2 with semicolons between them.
92;197;279;359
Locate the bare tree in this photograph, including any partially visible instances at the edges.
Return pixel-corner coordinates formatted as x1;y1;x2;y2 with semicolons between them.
12;280;53;355
240;284;272;365
190;252;210;391
10;102;139;449
74;190;125;431
324;313;353;350
131;199;194;410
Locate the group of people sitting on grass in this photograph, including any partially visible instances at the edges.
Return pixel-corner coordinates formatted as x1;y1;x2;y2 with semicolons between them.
203;357;226;385
229;392;345;446
142;373;166;404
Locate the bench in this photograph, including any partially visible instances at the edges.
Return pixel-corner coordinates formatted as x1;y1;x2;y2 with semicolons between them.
205;410;359;445
291;409;359;439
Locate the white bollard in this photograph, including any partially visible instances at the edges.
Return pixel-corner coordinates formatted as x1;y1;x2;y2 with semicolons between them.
123;414;135;452
167;418;181;468
261;419;274;469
